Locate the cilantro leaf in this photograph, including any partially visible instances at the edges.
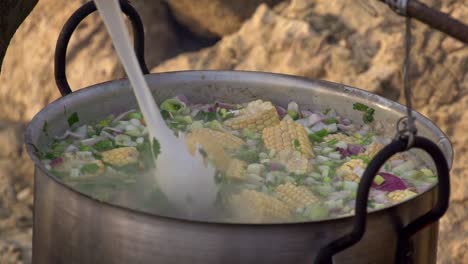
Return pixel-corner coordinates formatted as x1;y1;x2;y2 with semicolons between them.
67;112;80;127
152;138;161;159
80;163;100;174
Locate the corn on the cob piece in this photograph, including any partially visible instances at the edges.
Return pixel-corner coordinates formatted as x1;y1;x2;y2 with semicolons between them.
186;128;245;171
225;100;280;132
226;159;247;180
262;119;313;158
101;147;139;167
337;159;365;182
275;182;320;210
365;142;384;158
387;189;417;203
274;149;310;175
323;134;355;144
229;189;292;223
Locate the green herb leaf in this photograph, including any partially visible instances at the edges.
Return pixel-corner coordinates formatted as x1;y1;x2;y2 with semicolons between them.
363;108;375;124
152;138;161;159
315;129;329;138
359;133;374;145
128;112;143;120
94;139;114;151
293;139;301;150
323;117;338;125
353;103;375;124
161;110;171;120
79;145;92;151
326;138;339;146
234;147;259;163
80;163;100;174
67;112;80;127
353;103;369;112
287;110;299;120
98;119;111;127
351;155;370;164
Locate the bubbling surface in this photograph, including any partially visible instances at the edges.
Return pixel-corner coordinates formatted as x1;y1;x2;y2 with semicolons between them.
38;97;438;223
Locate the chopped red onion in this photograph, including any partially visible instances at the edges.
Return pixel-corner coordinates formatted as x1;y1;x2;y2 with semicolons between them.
215;101;238;110
175;94;189;104
310;121;326;132
341;118;351;125
50;158;64;167
308;113;324;126
275;106;287;118
372;172;407;192
348;144;364;155
337;144;364;158
268;162;285;171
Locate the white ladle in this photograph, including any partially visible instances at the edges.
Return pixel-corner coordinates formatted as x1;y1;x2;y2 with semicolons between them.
93;0;217;219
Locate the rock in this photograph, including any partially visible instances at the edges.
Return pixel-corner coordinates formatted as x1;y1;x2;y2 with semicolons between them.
166;0;283;38
0;122;24;159
0;0;38;73
0;0;179;123
0;241;24;264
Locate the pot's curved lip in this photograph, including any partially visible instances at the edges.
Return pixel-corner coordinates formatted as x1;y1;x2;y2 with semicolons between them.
25;70;453;227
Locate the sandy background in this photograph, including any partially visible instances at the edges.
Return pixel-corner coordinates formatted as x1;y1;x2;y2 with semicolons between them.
0;0;466;263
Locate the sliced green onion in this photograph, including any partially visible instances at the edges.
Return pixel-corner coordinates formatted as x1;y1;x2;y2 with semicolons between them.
67;112;79;127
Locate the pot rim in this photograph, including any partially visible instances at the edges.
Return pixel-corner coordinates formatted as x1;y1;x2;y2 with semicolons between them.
25;70;453;226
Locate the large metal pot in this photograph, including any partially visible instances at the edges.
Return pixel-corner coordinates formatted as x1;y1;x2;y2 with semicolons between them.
25;69;453;264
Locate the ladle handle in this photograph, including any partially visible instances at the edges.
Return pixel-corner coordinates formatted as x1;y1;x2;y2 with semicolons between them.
54;0;149;96
314;136;450;264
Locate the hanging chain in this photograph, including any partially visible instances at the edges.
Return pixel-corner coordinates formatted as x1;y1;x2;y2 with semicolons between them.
395;16;418;149
382;0;408;15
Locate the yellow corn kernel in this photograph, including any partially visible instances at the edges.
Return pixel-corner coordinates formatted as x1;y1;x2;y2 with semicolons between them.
229;189;292;223
226;159;247;180
101;147;139;167
274;149;310;175
337;159;365;182
387;189;417;203
225;100;280;132
186;128;245;170
275;182;320;210
365;142;384;158
323;134;355;144
262;119;313;158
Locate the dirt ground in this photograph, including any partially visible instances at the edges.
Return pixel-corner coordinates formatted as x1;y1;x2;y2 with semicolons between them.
0;0;466;263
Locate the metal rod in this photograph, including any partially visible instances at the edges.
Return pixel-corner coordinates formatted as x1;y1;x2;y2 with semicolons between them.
380;0;468;44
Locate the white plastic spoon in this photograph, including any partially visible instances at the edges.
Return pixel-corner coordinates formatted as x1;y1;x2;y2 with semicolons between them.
93;0;217;220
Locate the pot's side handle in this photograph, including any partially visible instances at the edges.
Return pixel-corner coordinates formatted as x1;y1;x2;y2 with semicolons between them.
314;136;450;264
54;0;149;96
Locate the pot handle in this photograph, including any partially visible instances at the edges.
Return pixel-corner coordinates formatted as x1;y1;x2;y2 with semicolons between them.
314;136;450;264
54;0;149;96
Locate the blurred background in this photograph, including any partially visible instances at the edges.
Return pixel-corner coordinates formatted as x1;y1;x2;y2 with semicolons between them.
0;0;466;263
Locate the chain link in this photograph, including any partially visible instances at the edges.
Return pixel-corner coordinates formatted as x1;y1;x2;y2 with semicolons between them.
395;16;418;149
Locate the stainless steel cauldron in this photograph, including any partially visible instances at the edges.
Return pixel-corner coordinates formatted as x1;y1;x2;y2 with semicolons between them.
25;2;452;263
25;70;453;264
